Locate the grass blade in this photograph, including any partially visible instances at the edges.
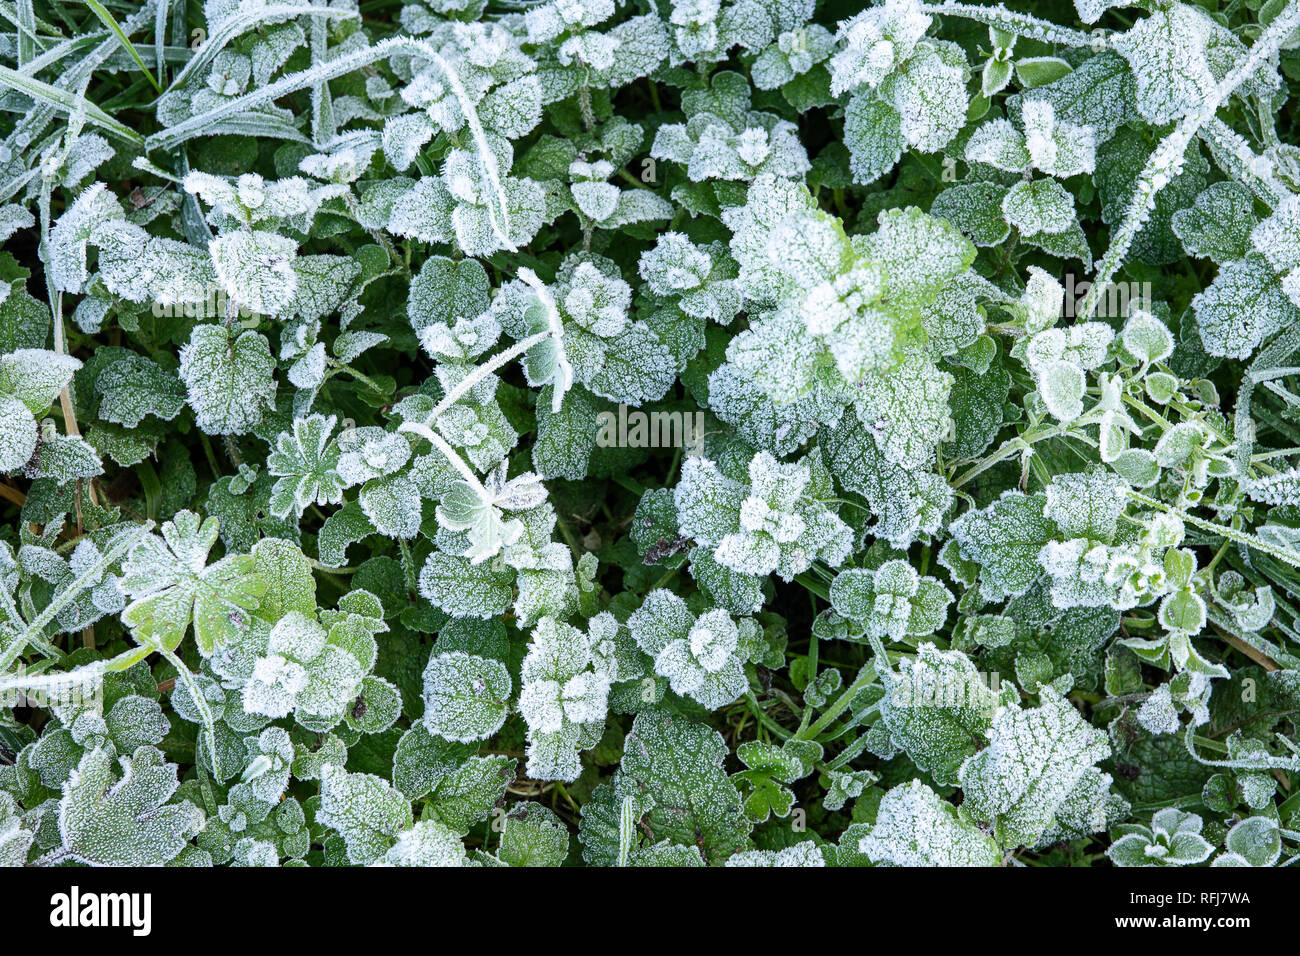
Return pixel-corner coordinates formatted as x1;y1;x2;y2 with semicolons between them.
0;63;144;143
78;0;163;93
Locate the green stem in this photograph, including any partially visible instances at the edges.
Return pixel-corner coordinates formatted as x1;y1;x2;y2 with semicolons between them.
950;422;1082;488
794;664;878;741
397;538;418;595
745;691;793;740
160;646;222;780
326;357;389;399
1127;489;1300;569
0;523;153;673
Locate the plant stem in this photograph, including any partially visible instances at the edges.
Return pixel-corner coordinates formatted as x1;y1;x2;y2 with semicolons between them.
0;522;153;673
1079;1;1300;320
426;329;549;422
326;356;388;398
794;664;877;741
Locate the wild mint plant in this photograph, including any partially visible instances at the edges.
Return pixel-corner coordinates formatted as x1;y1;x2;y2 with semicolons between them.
3;0;1300;869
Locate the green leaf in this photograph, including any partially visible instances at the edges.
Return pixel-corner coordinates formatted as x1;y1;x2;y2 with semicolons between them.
874;643;1001;786
420;651;512;743
615;712;752;865
958;689;1112;848
860;780;1000;867
949;491;1056;602
408;255;490;333
178;325;277;435
59;746;204;866
251;537;316;624
0;348;79;414
497;803;571;866
317;764;413;864
1172;182;1257;263
1193;253;1298;359
94;354;185;428
120;511;266;654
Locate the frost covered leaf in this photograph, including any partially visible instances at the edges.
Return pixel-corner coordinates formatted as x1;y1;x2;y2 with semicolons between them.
677;452;851;581
178;325;277;435
722;174;824;305
862;206;975;311
967;100;1096;181
209;229;299;316
958;689;1112;848
1121;310;1175;365
821;406;952;550
30;432;103;485
1245;468;1300;507
1024;323;1114;422
58;746;205;866
119;510;265;654
878;42;968;154
94;355;185;428
0;793;33;866
1250;194;1300;278
359;473;423;541
1193;254;1299;359
629;592;748;709
260;633;364;723
376;820;469;867
0;349;80;472
860;780;1000;866
48;183;124;293
317;765;413;865
0;349;80;415
1107;808;1214;866
831;1;968;171
871;643;998;785
518;617;610;781
251;537;316;623
965;119;1031;172
615;711;752;864
435;466;546;564
829;0;931;96
1172;181;1257;263
1214;816;1283;867
409;255;491;335
949;491;1055;602
0;205;34;244
1043;471;1126;543
421;651;512;743
533;385;597;480
1002;178;1076;237
1111;5;1216;124
1011;52;1139;143
497;803;571;866
843;93;907;185
726;842;825;867
267;414;345;519
855;352;952;469
830;561;952;643
419;551;514;620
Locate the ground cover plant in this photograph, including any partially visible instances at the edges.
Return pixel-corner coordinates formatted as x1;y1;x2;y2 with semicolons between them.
1;0;1300;869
